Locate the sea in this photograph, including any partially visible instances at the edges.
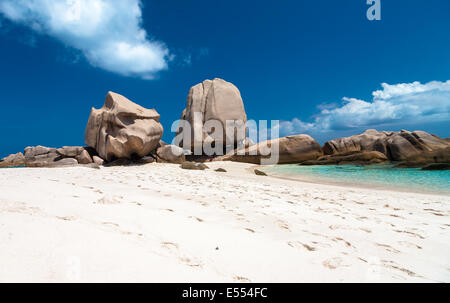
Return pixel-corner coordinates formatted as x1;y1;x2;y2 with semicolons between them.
264;164;450;195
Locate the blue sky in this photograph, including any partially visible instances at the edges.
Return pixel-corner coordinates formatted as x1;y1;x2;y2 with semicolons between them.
0;0;449;157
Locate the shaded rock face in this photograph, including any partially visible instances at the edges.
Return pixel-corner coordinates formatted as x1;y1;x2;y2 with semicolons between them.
322;129;393;155
421;163;450;171
394;147;450;167
156;145;185;164
177;78;247;153
301;151;388;166
85;91;163;161
323;129;449;162
217;134;323;164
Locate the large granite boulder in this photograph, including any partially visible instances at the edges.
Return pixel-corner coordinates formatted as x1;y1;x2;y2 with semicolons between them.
85;91;163;161
176;78;247;154
394;146;450;167
386;130;449;161
323;129;449;162
323;129;393;155
217;134;323;164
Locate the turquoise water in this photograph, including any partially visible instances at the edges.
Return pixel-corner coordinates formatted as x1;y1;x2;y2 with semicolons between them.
0;165;25;169
265;164;450;195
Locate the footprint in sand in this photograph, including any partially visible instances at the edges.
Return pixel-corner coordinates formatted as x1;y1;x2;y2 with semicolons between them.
102;222;119;227
397;241;422;250
360;228;372;233
381;260;419;278
95;195;121;205
393;229;425;239
374;243;400;253
161;242;202;268
333;237;353;248
322;257;344;270
276;220;291;231
233;276;251;282
188;216;204;222
56;216;76;221
287;241;317;251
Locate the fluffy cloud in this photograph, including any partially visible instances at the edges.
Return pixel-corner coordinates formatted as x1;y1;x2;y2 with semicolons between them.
279;80;450;136
0;0;169;79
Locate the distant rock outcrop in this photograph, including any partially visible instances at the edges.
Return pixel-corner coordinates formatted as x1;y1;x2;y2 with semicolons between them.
322;129;393;155
301;151;388;165
386;130;449;161
0;152;25;168
393;146;450;167
177;78;247;153
216;134;323;164
323;129;449;162
85;91;163;161
0;145;102;168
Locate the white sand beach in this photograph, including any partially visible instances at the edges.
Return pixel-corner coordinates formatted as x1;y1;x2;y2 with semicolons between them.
0;162;449;282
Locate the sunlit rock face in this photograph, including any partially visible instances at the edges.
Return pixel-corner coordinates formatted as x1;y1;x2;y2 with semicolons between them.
85;91;163;161
177;78;247;154
216;134;323;165
323;129;450;161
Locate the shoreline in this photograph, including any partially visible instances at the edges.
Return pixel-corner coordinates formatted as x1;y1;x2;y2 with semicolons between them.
4;163;449;197
3;162;448;197
257;165;450;197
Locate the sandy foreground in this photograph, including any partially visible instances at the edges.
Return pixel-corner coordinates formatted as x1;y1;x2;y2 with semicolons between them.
0;161;449;282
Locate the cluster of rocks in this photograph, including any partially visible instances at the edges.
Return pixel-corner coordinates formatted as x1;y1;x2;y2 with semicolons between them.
307;129;450;169
1;79;449;170
214;129;449;170
1;91;186;168
301;151;388;166
0;145;102;168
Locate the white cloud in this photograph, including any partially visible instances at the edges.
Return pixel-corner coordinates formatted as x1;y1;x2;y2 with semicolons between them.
0;0;169;79
279;80;450;136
